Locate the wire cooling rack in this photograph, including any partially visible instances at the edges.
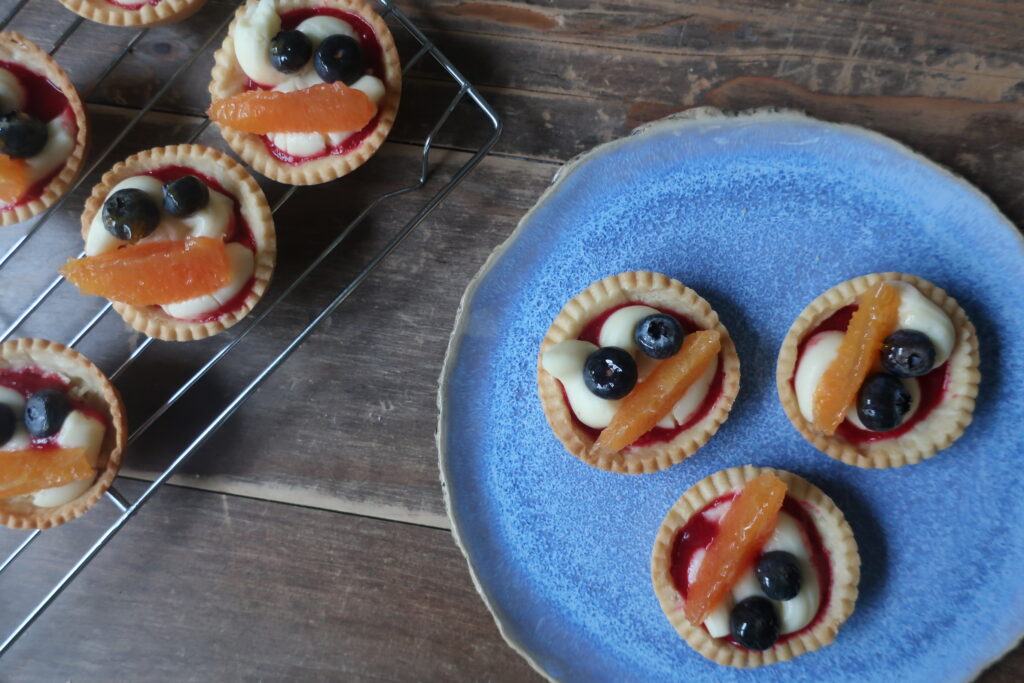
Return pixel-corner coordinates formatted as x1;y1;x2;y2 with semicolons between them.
0;0;500;657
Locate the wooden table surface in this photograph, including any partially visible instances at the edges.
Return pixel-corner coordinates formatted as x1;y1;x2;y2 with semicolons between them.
0;0;1022;679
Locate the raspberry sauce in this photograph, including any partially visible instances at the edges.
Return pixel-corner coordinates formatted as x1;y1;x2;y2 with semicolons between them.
0;61;75;211
567;302;727;449
0;367;106;451
669;493;832;647
247;8;387;165
794;304;950;443
143;165;257;322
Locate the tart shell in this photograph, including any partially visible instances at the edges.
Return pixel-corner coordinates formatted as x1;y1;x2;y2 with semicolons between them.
776;273;980;468
0;32;89;228
536;271;740;474
56;0;207;27
0;338;128;530
651;465;860;668
208;0;402;186
79;144;276;341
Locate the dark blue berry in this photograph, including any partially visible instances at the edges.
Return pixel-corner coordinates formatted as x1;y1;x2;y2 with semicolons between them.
24;389;70;439
583;347;637;400
881;329;936;378
162;175;209;217
756;551;802;601
0;403;15;445
0;110;48;159
857;373;912;431
730;596;779;651
269;30;313;74
103;188;160;242
314;34;365;85
633;313;684;359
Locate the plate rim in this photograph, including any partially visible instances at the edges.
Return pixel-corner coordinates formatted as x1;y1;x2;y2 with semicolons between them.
435;107;1024;681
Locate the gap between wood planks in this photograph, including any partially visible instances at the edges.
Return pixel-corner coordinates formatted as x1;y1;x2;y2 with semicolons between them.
116;469;454;530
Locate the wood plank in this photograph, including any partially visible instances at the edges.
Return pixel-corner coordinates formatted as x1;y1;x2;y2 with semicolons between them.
0;481;538;680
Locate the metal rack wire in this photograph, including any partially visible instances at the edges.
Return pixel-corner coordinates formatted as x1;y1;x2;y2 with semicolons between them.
0;0;500;657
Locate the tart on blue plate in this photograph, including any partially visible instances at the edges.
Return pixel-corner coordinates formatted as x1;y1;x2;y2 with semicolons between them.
537;271;740;474
777;273;980;468
651;465;860;667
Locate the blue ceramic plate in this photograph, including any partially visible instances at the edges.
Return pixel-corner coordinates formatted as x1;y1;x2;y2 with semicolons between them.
438;110;1024;681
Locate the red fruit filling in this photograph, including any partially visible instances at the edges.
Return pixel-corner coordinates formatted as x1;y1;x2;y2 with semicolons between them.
0;61;75;210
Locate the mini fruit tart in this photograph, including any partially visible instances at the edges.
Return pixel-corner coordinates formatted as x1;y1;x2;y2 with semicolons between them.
0;338;127;529
63;144;276;341
651;466;860;668
0;32;87;227
537;271;740;474
55;0;207;27
208;0;401;185
777;273;980;468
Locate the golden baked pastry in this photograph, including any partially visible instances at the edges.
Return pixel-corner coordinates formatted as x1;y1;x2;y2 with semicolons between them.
777;273;980;468
651;465;860;667
56;0;207;27
70;144;276;341
0;32;88;227
537;271;740;474
208;0;401;185
0;338;127;530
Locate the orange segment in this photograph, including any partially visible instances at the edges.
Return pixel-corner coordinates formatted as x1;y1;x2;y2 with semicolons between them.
0;447;93;498
812;282;900;434
0;153;29;204
683;472;787;626
208;82;377;135
593;330;721;454
61;236;231;306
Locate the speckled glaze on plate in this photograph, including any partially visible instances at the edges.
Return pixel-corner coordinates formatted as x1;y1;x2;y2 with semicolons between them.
437;109;1024;681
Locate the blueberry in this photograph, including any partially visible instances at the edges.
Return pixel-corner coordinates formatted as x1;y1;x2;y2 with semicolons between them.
857;373;912;431
881;329;936;378
730;596;779;651
269;30;313;74
162;175;209;217
0;110;48;159
583;347;637;399
24;389;71;439
102;188;160;242
0;403;15;445
756;551;802;601
314;34;365;85
633;313;684;359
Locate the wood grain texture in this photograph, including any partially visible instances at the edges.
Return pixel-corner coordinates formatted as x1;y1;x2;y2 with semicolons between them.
0;0;1019;678
0;481;537;681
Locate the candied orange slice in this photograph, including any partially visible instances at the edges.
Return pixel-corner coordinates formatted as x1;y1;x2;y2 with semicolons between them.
208;82;377;135
812;282;900;434
0;447;93;498
61;237;231;306
592;330;721;454
683;472;787;626
0;153;29;204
